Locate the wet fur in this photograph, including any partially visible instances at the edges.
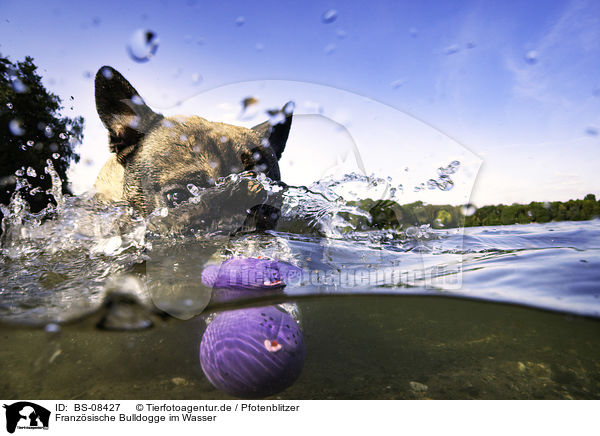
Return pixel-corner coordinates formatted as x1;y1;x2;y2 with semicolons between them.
93;66;292;220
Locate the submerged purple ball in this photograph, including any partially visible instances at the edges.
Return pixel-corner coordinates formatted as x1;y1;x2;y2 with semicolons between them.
201;257;302;290
200;306;305;398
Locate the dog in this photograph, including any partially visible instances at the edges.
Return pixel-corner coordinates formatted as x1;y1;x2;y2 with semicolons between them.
93;66;293;233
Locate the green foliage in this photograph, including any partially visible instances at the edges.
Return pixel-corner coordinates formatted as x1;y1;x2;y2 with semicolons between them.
0;54;84;213
348;194;600;230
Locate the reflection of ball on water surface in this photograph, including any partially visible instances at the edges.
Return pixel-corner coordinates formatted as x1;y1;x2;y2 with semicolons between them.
200;306;305;398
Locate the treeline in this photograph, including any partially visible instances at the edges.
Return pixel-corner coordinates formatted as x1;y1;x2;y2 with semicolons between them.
347;194;600;229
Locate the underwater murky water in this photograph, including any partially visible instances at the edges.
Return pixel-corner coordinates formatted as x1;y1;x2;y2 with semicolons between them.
1;167;599;399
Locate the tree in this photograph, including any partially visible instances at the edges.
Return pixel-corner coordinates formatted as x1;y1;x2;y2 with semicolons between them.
0;54;83;216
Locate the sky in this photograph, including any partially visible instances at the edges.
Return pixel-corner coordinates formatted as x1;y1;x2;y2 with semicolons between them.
1;0;599;206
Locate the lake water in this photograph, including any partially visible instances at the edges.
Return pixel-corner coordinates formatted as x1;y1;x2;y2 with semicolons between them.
1;173;599;399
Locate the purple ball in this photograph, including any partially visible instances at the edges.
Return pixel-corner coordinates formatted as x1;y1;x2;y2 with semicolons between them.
200;306;305;398
201;257;302;290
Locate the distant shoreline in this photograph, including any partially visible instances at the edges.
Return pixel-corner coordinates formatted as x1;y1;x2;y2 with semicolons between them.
348;194;600;229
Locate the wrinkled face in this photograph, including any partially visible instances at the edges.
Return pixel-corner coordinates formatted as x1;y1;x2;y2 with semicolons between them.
94;66;293;215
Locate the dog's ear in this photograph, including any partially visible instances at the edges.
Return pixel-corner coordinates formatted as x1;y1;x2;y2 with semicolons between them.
252;101;294;160
95;66;162;164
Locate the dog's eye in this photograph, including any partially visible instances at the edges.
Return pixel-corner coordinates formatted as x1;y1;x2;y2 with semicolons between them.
164;188;191;207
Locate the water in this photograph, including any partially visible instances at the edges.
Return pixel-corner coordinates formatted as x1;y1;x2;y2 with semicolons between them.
1;168;599;399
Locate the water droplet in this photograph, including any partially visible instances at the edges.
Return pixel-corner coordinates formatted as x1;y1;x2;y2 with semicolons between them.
83;71;93;79
242;96;258;110
44;126;53;138
161;119;174;129
585;127;598;136
15;168;24;176
209;160;218;169
100;67;113;79
336;29;347;39
268;110;286;125
219;135;228;143
26;140;34;147
179;134;188;142
240;97;259;119
128;116;140;128
191;73;202;84
235;16;245;26
26;167;36;177
187;183;201;196
390;79;405;89
255;42;264;51
159;207;168;217
443;44;460;55
52;153;60;159
466;42;476;49
131;94;144;105
6;102;13;109
127;29;159;62
321;9;338;24
45;323;60;334
461;204;476;216
525;50;538;64
324;43;337;55
9;119;24;136
253;151;261;161
12;78;28;93
59;132;67;139
409;27;418;37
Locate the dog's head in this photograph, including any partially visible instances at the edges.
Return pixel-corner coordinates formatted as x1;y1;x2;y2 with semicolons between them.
94;66;293;215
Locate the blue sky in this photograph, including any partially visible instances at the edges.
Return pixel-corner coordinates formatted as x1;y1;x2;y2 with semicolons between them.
1;0;599;206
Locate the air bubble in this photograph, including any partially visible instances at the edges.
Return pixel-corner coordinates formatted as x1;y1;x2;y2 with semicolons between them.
321;9;338;24
127;29;159;62
235;16;245;26
6;102;13;109
26;140;34;147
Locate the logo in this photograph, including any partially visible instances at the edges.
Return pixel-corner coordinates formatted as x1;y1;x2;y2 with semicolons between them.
3;402;50;434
